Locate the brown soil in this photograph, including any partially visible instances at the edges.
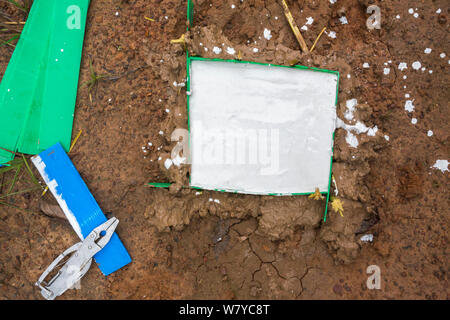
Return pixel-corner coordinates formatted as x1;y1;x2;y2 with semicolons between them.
0;0;448;300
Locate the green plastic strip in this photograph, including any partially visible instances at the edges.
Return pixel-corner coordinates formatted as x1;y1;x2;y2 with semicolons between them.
0;0;90;164
0;0;44;163
147;182;172;188
187;0;194;27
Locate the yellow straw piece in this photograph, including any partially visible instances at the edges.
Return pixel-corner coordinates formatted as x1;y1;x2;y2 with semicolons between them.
310;27;327;53
144;16;155;22
41;186;49;196
170;34;186;49
280;0;309;53
4;21;26;25
170;34;185;44
308;187;325;201
331;198;344;217
69;129;82;153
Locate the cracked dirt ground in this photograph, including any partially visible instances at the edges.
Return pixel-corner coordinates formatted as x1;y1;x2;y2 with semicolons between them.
0;0;449;299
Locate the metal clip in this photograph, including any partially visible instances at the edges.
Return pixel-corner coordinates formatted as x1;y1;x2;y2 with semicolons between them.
36;217;119;300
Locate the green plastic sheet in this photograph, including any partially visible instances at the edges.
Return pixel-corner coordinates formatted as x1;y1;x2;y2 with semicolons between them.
0;0;90;164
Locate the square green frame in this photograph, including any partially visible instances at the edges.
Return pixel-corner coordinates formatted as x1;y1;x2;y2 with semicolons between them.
149;0;340;221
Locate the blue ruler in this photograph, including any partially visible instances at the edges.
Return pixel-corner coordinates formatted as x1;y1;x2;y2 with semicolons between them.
32;143;131;276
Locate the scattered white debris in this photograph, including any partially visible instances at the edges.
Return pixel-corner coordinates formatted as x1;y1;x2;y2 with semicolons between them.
172;154;186;167
115;11;119;16
440;53;446;58
347;74;351;79
214;199;220;204
411;118;417;124
164;159;173;169
148;142;152;146
436;8;442;14
345;132;359;148
330;0;336;4
159;130;164;135
405;93;410;98
213;46;222;54
427;130;433;137
383;68;391;75
429;70;433;74
231;4;235;9
301;25;308;31
208;198;213;202
306;17;314;25
173;81;185;87
367;126;378;136
408;8;414;14
431;160;449;173
195;192;201;196
412;61;422;70
363;62;370;69
384;135;390;141
158;156;162;161
344;99;357;120
413;12;419;18
165;108;170;113
424;48;432;54
398;62;408;71
226;47;236;55
404;100;415;112
326;30;336;39
204;47;208;52
263;28;272;40
336;118;378;148
360;234;374;242
253;48;259;53
339;16;348;24
396;15;400;19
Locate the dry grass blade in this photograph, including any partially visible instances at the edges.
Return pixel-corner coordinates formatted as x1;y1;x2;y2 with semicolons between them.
80;58;107;92
6;161;22;194
0;185;41;199
2;0;31;14
0;201;39;214
0;158;23;174
0;34;19;48
21;154;40;186
310;27;327;53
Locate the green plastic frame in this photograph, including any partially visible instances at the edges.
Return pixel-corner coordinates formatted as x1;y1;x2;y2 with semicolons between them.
149;0;340;221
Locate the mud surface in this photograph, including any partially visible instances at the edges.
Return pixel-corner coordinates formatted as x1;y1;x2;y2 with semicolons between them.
0;0;448;299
